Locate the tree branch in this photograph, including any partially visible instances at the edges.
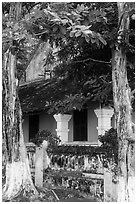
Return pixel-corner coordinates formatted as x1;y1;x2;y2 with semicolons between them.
19;39;43;81
24;2;41;14
72;57;111;65
34;30;49;36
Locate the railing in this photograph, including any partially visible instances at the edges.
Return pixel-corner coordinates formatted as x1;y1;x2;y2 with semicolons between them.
49;154;104;174
2;142;117;201
26;142;36;172
26;143;105;173
25;142;117;201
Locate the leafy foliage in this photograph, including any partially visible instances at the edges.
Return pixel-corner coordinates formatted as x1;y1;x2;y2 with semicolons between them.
3;2;135;113
31;130;61;153
2;2;42;80
23;2;134;113
99;128;118;164
50;144;104;156
47;44;113;113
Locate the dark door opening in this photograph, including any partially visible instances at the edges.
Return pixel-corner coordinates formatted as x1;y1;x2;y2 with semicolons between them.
73;109;87;141
29;114;39;142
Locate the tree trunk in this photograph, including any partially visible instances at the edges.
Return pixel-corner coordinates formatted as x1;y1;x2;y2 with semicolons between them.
2;3;38;201
111;2;135;202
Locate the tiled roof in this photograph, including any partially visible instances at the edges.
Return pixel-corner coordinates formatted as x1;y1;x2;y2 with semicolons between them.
19;80;51;114
19;78;70;114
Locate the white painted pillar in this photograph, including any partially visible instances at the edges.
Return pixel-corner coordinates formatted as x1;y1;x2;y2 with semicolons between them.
104;168;113;201
35;146;43;188
35;140;49;188
94;107;114;145
54;114;72;143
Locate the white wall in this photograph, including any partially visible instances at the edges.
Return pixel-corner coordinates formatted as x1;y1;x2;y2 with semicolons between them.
39;112;56;134
22;108;100;144
88;108;98;144
23;106;135;144
22;112;57;143
68;115;73;142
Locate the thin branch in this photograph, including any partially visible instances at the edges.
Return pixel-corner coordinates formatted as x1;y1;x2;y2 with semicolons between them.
72;57;111;65
116;3;130;35
34;30;49;36
117;12;125;33
24;2;41;14
128;43;135;50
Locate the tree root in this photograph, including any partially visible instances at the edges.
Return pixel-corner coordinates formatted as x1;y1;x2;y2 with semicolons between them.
2;161;38;201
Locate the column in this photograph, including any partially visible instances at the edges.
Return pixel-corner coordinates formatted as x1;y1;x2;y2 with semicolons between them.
35;146;43;188
94;107;114;145
35;140;49;188
54;114;72;143
104;168;113;201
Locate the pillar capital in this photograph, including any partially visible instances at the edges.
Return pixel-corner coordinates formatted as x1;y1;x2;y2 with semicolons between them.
54;113;72;122
94;108;114;118
54;114;72;143
94;107;114;144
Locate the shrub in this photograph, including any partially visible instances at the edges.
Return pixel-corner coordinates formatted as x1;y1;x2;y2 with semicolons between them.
31;129;61;153
98;128;118;164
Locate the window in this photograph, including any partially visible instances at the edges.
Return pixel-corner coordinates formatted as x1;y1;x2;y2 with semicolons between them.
29;115;39;142
73;109;87;141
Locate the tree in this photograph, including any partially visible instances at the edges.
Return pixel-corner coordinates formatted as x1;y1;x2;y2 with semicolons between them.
111;3;135;201
2;2;39;201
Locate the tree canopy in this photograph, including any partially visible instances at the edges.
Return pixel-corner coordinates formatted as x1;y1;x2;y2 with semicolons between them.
4;2;133;113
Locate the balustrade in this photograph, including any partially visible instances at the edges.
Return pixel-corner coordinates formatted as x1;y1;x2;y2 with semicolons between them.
49;153;104;174
26;142;36;172
25;143;116;201
25;143;105;173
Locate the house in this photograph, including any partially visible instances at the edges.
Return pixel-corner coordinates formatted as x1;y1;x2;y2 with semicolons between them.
19;42;135;146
